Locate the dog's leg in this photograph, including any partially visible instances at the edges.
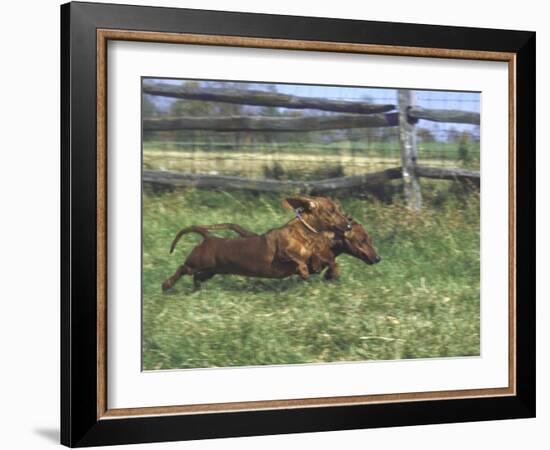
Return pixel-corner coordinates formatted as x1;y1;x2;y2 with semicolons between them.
192;271;214;292
295;262;310;280
324;261;340;280
280;247;311;280
309;254;327;274
162;264;193;292
192;275;202;292
286;254;310;279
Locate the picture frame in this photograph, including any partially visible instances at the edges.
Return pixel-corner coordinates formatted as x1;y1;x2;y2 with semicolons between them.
60;1;535;447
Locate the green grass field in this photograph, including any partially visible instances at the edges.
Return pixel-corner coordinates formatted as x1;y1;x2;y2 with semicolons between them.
143;140;480;181
143;140;480;163
142;185;480;370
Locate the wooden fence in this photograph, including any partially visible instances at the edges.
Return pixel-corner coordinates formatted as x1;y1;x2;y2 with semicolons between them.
143;84;480;209
143;166;479;194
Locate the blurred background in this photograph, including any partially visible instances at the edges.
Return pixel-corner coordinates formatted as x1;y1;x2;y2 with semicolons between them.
141;78;481;370
142;79;480;181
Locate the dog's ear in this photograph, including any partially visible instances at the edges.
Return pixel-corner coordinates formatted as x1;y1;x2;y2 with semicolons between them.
282;195;317;211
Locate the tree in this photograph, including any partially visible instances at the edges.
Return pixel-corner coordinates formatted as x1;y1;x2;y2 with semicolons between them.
417;127;435;143
457;130;472;165
142;95;160;118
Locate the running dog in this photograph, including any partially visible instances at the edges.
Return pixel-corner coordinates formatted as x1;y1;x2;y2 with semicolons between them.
161;195;353;291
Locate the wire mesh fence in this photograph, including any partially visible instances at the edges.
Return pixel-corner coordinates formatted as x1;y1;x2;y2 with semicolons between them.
142;80;480;181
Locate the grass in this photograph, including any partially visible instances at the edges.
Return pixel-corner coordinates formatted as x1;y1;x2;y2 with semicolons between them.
144;140;480;165
142;185;480;370
143;142;479;180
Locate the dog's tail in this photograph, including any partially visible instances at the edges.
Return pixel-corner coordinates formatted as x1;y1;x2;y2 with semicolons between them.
169;223;258;254
169;226;210;254
201;223;258;237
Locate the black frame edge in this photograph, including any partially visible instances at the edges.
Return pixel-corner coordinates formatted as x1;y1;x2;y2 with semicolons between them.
62;2;101;446
60;2;536;447
68;1;533;52
60;2;72;447
76;396;534;447
514;32;536;418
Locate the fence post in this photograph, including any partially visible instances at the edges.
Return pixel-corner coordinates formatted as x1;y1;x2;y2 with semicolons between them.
398;89;422;210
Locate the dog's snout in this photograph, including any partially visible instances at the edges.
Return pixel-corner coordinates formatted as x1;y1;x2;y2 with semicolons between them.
374;255;381;263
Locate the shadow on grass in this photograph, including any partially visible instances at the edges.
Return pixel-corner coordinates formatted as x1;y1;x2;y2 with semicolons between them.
159;273;338;295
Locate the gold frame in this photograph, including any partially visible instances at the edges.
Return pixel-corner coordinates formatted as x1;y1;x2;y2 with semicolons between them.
96;29;516;420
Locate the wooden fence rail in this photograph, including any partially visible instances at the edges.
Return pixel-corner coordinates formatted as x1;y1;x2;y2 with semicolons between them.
143;84;395;115
408;107;480;125
144;113;399;132
144;84;480;125
144;85;481;209
143;166;479;194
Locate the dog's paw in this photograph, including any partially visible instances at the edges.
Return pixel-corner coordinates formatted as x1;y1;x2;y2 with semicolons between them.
161;286;176;294
323;273;341;282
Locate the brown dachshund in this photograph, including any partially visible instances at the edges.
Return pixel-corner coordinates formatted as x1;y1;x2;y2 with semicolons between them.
161;195;352;291
312;221;381;279
191;220;381;281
